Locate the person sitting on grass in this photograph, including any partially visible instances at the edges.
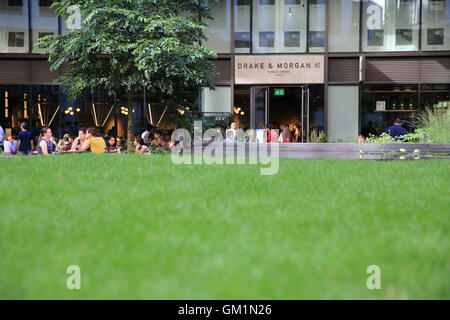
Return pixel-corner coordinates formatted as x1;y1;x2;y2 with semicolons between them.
71;127;89;152
116;137;124;152
106;136;121;153
0;123;5;152
38;127;57;155
80;127;106;154
57;133;73;152
134;137;150;155
385;118;408;138
3;135;16;155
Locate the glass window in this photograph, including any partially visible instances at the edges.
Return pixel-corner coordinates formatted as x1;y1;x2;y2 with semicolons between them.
235;0;251;53
0;1;29;53
328;0;360;52
420;84;450;110
205;0;231;53
234;86;251;129
252;0;307;53
0;85;31;133
31;84;60;131
309;84;324;132
308;0;325;52
202;86;231;113
328;85;359;142
422;0;450;51
362;0;420;52
31;0;58;52
360;84;419;136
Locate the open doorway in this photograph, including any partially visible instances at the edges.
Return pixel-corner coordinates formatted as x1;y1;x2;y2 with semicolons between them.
248;85;324;141
268;87;302;130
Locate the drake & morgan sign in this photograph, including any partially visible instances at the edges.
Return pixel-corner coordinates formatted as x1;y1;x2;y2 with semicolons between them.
235;54;324;84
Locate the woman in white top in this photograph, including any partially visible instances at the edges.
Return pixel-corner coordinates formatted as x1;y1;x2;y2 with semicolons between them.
3;136;16;155
134;137;150;155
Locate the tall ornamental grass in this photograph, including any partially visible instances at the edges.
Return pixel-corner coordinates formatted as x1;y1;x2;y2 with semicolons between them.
417;106;450;144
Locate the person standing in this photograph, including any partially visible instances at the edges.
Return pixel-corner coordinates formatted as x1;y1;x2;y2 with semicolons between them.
225;122;237;141
279;125;291;143
17;122;34;155
385;118;408;138
0;124;5;151
292;122;301;143
141;125;154;145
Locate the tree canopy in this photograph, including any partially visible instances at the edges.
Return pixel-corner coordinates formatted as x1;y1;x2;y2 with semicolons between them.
37;0;218;100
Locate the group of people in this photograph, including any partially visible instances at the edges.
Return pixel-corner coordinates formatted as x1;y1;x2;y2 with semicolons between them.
0;122;35;155
0;122;125;156
0;118;411;155
225;122;305;143
0;122;177;156
225;118;409;143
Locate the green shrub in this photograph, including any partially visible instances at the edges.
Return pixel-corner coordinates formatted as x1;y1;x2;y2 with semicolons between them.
310;129;327;143
400;128;433;143
364;132;398;144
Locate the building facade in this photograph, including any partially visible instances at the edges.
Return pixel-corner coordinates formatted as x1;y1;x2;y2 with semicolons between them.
1;0;450;141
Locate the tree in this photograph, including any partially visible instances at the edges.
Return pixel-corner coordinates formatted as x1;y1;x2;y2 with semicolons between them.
37;0;218;150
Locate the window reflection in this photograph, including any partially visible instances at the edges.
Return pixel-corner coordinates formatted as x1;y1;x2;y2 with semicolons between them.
0;1;29;53
252;0;307;53
205;0;232;53
31;0;58;52
308;0;325;52
422;0;450;51
328;0;360;52
362;0;420;52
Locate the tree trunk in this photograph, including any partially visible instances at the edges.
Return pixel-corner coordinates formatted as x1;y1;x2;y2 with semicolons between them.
126;90;134;153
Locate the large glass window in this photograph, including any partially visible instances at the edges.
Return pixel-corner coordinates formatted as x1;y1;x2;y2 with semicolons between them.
205;0;231;53
362;0;420;52
0;85;31;133
328;0;360;52
31;84;60;134
31;0;58;52
360;84;419;136
422;0;450;51
252;0;307;53
234;0;251;53
309;84;324;132
0;0;29;53
308;0;325;52
420;84;450;110
234;86;251;129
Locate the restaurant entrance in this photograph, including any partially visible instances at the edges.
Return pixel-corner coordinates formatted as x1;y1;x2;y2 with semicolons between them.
250;86;310;141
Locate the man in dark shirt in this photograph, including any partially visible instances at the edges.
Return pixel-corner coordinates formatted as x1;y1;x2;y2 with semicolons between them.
385;118;408;138
17;122;34;155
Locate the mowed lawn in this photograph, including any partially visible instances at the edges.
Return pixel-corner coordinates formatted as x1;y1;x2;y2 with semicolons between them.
0;154;449;299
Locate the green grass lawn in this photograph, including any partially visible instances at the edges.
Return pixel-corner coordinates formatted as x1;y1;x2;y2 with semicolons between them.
0;154;449;299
